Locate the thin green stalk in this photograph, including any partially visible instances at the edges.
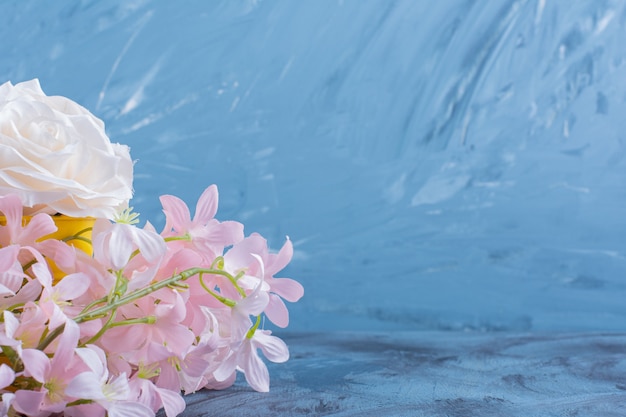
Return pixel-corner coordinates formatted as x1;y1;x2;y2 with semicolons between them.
78;296;109;316
74;267;219;323
82;309;117;346
63;236;92;245
206;269;247;298
246;315;262;339
37;266;240;351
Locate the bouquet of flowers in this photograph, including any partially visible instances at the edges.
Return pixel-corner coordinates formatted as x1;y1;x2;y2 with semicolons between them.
0;80;303;416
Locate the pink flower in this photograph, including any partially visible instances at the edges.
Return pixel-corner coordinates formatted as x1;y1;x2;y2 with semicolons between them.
4;303;47;349
0;245;28;296
129;374;185;417
0;85;304;414
0;194;56;247
13;320;81;414
34;262;90;330
66;345;154;417
155;336;216;394
100;291;195;363
160;185;244;261
213;329;289;393
92;218;166;272
225;234;303;327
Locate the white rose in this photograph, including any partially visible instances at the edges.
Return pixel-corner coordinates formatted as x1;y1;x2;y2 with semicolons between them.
0;79;133;219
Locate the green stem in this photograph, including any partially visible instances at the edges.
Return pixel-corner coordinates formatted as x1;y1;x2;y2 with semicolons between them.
198;272;236;307
61;226;93;240
74;267;221;323
246;315;262;339
37;266;240;351
63;236;92;245
109;316;156;327
82;309;117;346
206;269;247;298
164;234;192;242
79;296;109;316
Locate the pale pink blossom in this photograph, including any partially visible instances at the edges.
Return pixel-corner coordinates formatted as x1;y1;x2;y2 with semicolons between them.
160;185;244;261
34;261;90;329
100;291;194;363
0;245;28;296
14;320;81;414
129;374;185;417
6;302;47;349
92;218;166;272
0;194;56;247
0;182;302;415
66;345;154;417
213;329;289;393
225;234;303;327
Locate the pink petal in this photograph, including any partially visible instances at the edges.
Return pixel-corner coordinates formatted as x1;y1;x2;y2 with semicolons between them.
241;341;270;392
0;245;20;271
160;195;191;233
158;387;186;417
54;272;90;300
21;349;50;382
109;225;134;270
205;220;244;246
3;311;18;338
156;362;180;392
107;402;154;417
31;262;52;288
267;237;293;276
0;279;42;309
130;225;166;264
255;332;290;363
75;346;106;377
51;320;80;369
264;294;290;328
0;195;23;240
66;373;106;400
204;371;236;390
42;301;68;331
180;351;210;378
157;324;195;356
37;239;76;271
194;184;218;224
13;389;46;416
105;373;131;401
235;283;269;317
225;235;266;271
64;403;106;417
213;351;237;382
22;213;57;243
0;364;15;389
268;277;304;302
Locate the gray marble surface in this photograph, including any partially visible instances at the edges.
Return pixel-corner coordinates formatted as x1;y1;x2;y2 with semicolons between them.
164;331;626;416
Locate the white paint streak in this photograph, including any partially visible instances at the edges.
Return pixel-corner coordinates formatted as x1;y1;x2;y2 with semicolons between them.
384;173;406;204
595;9;615;35
411;175;471;206
120;55;165;115
535;0;546;26
97;10;154;110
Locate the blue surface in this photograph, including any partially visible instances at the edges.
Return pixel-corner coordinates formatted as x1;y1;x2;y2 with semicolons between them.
2;0;626;333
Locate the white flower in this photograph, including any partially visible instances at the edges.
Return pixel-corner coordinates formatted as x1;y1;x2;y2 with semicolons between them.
0;79;133;218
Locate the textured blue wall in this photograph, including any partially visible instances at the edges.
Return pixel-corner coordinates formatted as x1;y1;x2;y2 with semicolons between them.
2;0;626;332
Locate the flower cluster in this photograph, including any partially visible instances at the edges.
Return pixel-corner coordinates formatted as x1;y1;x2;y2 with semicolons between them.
0;185;303;417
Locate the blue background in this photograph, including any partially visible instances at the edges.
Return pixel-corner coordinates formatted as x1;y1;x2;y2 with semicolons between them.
2;0;626;333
